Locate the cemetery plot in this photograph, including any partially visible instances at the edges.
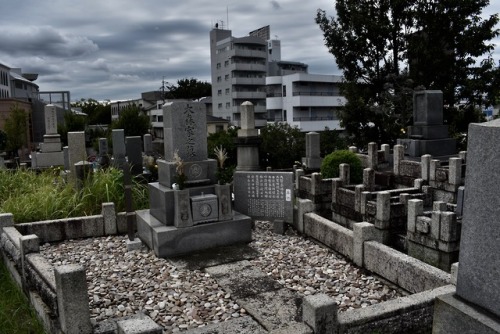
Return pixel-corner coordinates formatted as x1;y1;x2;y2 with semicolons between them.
40;223;404;332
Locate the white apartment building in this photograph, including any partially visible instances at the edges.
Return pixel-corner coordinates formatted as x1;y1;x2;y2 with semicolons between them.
210;25;346;132
266;73;346;132
210;27;268;127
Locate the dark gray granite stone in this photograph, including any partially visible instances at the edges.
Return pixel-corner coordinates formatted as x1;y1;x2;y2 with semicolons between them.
456;119;500;318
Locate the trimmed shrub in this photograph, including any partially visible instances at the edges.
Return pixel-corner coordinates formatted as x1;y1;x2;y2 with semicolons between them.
320;150;363;184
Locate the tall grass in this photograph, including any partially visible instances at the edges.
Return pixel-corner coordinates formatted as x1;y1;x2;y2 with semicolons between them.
0;258;46;333
0;168;149;223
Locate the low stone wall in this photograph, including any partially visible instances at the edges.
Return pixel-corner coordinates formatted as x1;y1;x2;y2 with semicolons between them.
336;285;455;333
304;213;353;259
301;209;452;333
0;203;160;334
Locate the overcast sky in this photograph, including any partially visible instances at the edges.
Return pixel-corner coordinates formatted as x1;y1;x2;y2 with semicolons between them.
1;1;499;102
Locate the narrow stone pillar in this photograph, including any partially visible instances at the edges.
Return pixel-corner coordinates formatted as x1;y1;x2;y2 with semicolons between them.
430;159;440;181
295;199;314;234
363;168;375;191
339;163;350;185
376;191;391;229
55;264;92;334
367;142;378;169
408;199;424;233
448;157;462;186
393;144;404;176
353;222;377;266
421;154;432;182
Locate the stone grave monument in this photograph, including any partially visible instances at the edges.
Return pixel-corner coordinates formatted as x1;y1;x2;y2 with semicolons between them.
235;101;261;171
432;119;500;333
33;104;64;168
397;90;456;158
136;101;252;258
301;131;322;170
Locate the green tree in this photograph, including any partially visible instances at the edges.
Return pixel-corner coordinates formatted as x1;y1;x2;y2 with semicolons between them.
163;78;212;100
207;127;238;167
4;104;28;156
259;123;305;169
316;0;499;147
57;110;88;146
0;130;7;152
319;127;349;156
71;98;111;125
111;105;150;137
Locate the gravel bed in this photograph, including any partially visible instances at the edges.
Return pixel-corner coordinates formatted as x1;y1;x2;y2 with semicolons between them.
40;222;405;332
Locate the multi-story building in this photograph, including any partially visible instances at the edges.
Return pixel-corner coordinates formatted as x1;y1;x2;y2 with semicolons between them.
266;73;346;132
210;25;346;132
210;26;268;127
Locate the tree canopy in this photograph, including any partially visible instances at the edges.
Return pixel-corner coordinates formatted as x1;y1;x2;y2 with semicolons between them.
71;98;111;125
4;104;29;155
111;105;150;137
162;78;211;100
259;122;305;169
316;0;500;147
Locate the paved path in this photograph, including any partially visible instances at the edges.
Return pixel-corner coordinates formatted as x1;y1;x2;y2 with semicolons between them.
172;245;312;334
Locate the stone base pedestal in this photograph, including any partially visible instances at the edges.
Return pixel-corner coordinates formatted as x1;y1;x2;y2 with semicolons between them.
397;138;456;158
433;293;500;333
126;238;142;251
34;151;65;168
136;209;252;258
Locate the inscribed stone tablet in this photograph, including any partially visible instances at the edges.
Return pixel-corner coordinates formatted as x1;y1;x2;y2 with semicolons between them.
233;171;294;223
163;102;207;162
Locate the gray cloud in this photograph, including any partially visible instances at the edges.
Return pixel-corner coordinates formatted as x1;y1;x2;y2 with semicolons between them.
0;0;497;101
0;26;98;58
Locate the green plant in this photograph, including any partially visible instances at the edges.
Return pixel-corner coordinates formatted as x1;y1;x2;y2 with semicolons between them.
0;167;149;223
0;258;46;333
320;150;363;184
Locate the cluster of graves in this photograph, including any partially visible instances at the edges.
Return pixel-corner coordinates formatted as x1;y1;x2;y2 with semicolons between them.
0;90;499;333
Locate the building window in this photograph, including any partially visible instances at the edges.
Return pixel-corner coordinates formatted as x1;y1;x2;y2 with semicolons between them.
283;85;286;97
225;88;230;95
218;89;222;96
224;60;229;67
225;74;229;81
216;125;224;132
217;76;222;82
226;102;230;109
216;63;221;69
218;103;223;109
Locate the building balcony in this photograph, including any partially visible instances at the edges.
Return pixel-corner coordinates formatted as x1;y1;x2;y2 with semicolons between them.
290;95;347;107
266;97;283;109
229;49;267;58
231;77;265;85
232;91;266;99
228;63;267;72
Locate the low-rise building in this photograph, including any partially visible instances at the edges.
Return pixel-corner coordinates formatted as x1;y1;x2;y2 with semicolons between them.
266;73;346;132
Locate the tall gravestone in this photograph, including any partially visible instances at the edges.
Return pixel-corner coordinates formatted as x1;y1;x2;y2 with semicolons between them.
235;101;261;171
158;102;217;187
34;104;64;168
126;136;143;175
136;101;251;258
397;90;456;158
67;131;86;176
432;119;500;333
302;132;322;170
112;129;126;170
